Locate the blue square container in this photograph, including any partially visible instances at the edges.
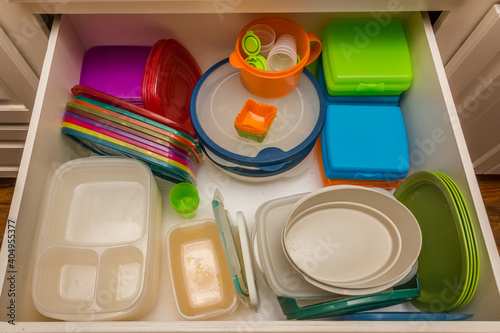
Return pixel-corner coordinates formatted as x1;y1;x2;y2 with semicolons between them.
321;103;410;181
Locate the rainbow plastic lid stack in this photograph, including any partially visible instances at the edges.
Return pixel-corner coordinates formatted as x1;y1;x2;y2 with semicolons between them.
62;85;202;185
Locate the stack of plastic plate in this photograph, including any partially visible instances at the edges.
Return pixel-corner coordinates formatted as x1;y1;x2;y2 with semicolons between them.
190;58;325;181
280;185;422;296
61;85;202;185
142;39;202;134
394;171;479;312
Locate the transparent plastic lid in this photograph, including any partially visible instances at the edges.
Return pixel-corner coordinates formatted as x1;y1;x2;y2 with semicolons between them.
212;189;259;310
191;58;325;167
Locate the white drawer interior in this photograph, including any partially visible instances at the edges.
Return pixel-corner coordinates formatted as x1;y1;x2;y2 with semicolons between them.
1;11;500;332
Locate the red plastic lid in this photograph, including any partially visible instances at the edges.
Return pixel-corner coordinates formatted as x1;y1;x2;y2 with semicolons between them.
142;39;202;134
142;40;165;116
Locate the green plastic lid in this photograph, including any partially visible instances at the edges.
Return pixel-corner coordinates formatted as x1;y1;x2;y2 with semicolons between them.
242;30;267;70
322;20;412;96
243;30;261;56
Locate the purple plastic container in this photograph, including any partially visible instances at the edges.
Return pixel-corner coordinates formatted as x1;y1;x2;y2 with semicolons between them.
80;46;152;103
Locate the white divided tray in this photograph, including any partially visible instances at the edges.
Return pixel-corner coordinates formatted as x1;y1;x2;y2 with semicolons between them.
1;9;500;333
31;158;162;321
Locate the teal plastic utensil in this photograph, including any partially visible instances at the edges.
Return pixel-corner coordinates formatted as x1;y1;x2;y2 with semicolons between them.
278;275;420;320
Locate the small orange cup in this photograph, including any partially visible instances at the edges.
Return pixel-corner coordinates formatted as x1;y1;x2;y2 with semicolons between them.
229;17;322;99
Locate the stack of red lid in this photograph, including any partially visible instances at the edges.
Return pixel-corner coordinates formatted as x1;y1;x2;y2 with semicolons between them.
142;39;202;135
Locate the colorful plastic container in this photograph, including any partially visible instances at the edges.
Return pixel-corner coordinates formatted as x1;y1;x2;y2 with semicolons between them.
142;39;202;134
234;99;278;142
322;19;412;96
317;138;403;189
79;46;151;105
320;103;410;182
169;182;200;219
229;17;322;98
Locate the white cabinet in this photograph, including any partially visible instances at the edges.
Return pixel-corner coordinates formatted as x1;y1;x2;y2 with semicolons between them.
0;1;48;177
0;2;498;332
441;5;500;174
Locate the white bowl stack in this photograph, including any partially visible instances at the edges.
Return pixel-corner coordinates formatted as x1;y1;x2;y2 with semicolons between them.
281;185;422;296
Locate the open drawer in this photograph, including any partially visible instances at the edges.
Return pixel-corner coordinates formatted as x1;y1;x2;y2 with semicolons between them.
1;10;500;332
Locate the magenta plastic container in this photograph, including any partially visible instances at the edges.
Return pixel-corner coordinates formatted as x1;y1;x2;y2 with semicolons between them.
80;46;151;105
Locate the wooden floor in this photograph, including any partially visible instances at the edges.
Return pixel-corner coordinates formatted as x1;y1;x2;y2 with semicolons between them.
0;176;499;251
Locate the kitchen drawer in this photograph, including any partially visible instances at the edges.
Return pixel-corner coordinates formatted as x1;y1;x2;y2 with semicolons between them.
0;11;499;332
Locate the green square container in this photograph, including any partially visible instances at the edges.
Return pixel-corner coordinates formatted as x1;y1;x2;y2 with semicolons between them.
322;19;412;96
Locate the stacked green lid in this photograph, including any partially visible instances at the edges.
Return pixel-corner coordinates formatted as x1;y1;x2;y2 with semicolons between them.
394;171;479;312
322;19;413;96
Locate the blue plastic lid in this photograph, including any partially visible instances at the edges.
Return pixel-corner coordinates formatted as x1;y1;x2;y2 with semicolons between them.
190;58;325;167
321;103;410;181
328;312;473;321
204;138;314;177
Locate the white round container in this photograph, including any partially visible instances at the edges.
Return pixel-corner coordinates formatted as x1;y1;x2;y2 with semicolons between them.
248;24;276;58
282;201;402;287
284;185;422;292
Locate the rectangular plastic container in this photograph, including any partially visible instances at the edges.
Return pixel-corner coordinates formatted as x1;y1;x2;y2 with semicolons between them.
31;157;162;321
322;19;413;96
79;46;151;104
1;9;500;333
320;103;410;181
166;219;238;320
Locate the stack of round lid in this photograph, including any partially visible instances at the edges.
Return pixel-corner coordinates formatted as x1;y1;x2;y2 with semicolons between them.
142;39;202;136
281;185;422;296
190;58;325;181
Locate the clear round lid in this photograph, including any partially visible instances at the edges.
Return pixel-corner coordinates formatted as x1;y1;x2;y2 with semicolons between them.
191;58;325;167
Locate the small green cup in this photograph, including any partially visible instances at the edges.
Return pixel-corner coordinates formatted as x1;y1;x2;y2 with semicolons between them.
169;182;200;219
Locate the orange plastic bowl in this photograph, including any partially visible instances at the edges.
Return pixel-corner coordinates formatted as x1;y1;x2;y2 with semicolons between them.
229;17;322;99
